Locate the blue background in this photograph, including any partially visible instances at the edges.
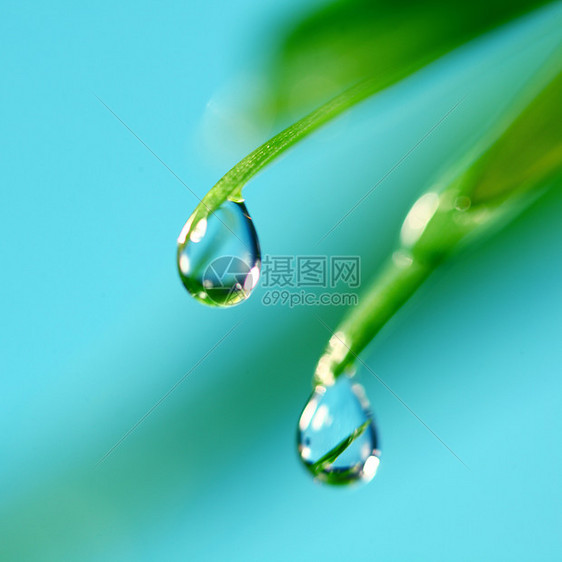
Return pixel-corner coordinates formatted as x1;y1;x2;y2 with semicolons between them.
1;1;561;560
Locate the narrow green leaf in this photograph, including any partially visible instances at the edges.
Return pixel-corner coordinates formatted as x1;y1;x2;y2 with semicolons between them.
326;57;562;378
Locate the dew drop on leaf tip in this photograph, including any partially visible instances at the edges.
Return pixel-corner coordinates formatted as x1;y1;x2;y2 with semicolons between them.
297;375;380;486
177;200;261;307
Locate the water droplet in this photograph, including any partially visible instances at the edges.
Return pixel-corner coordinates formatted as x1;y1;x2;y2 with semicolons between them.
297;375;380;485
177;201;261;307
454;195;471;211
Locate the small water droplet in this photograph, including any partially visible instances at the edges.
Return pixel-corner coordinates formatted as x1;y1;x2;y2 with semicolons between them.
297;375;380;485
454;195;471;211
177;201;261;307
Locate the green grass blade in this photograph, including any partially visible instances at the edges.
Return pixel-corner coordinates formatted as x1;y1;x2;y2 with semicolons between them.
320;55;562;380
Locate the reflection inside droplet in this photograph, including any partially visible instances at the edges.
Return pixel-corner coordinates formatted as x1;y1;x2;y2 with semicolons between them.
177;201;261;307
297;375;380;485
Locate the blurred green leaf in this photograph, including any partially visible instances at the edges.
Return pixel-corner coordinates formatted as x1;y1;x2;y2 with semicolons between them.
468;67;562;204
265;0;550;118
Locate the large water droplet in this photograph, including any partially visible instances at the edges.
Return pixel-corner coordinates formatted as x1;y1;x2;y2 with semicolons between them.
297;376;380;485
177;201;261;307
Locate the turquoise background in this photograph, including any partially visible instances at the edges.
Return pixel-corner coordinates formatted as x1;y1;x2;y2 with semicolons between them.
1;1;561;560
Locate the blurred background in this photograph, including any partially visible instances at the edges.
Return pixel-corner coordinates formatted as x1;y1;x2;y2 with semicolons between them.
1;0;561;560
